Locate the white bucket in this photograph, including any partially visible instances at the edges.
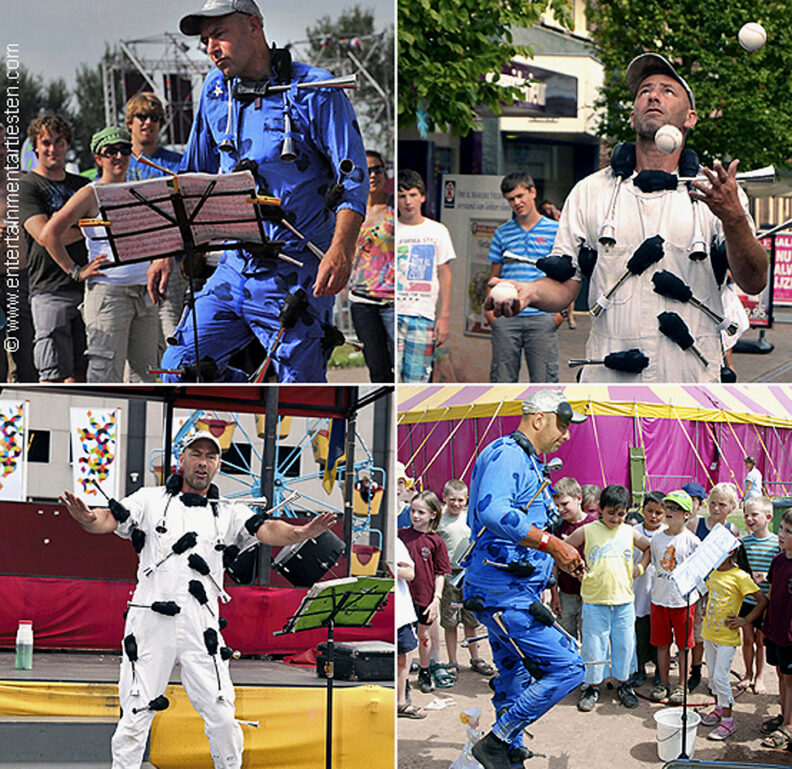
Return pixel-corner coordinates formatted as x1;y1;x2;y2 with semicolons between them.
653;708;700;761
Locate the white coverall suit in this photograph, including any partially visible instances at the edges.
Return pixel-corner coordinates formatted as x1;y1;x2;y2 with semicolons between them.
110;486;257;769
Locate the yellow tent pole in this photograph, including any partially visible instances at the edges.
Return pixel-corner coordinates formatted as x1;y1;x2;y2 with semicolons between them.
459;399;508;483
418;408;476;478
751;422;789;496
634;400;650;492
403;409;449;478
702;419;742;496
670;406;714;488
587;400;607;488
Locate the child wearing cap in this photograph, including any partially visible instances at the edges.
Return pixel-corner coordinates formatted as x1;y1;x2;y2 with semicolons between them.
686;482;741;691
396;462;415;529
649;489;701;702
682;481;706;518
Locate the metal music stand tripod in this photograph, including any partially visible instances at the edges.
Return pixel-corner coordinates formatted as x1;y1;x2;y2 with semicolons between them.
275;576;392;769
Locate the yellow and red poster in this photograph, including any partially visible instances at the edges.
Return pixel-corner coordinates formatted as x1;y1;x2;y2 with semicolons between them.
0;400;28;501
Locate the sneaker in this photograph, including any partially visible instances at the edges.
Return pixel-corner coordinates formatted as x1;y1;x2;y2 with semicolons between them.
707;718;736;741
471;732;512;769
700;707;723;726
668;685;686;703
630;670;646;687
417;667;434;694
617;683;639;708
650;683;670;702
688;665;702;692
577;686;599;712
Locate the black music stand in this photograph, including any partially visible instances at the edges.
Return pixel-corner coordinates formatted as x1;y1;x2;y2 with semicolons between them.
87;171;287;381
275;576;392;769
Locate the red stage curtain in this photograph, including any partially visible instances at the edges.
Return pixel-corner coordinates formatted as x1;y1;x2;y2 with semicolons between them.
0;576;393;654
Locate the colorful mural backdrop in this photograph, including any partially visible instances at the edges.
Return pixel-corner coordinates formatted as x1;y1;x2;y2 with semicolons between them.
0;400;28;501
70;408;120;504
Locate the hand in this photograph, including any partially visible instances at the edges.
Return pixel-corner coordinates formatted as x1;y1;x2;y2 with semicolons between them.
79;255;109;281
724;613;746;630
427;598;440;624
753;571;767;584
434;316;450;345
147;257;172;304
60;490;97;526
546;536;586;579
484;277;534;318
689;159;745;225
299;511;337;539
312;243;352;296
550;594;561;615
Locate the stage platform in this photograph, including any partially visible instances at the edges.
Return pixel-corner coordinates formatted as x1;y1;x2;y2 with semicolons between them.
0;651;394;768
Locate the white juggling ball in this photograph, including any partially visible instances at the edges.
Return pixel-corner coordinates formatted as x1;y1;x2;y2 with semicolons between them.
489;281;519;303
739;22;767;52
655;125;683;154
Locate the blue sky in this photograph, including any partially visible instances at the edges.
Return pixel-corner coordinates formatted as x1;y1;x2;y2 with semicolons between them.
7;0;394;87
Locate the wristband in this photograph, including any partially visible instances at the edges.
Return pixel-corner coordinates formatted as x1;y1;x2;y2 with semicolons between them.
636;564;645;576
538;531;551;552
70;264;82;281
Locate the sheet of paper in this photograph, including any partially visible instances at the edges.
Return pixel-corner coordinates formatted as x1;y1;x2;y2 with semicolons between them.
671;523;740;598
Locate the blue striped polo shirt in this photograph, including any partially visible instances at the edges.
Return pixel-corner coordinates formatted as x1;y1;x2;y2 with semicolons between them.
488;216;559;317
742;532;780;604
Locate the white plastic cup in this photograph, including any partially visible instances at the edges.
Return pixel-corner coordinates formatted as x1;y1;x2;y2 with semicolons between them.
654;708;700;761
15;620;33;670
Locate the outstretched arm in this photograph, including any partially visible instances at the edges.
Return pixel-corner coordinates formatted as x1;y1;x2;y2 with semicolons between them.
60;490;118;534
256;511;337;546
485;276;579;318
518;525;586;579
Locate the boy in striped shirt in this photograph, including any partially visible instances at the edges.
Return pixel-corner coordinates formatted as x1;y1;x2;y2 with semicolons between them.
741;496;779;694
488;172;560;383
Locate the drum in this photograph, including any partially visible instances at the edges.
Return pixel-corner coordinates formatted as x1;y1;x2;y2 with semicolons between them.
272;529;345;586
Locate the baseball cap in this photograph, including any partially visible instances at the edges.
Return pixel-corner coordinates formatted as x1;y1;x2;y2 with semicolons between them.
396;461;413;488
90;126;132;156
522;389;587;424
662;489;693;513
626;53;696;110
180;0;263;36
681;481;706;501
182;430;223;453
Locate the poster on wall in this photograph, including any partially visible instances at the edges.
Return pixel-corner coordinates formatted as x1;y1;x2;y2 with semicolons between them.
771;234;792;307
465;220;502;337
735;235;776;328
70;407;121;505
0;400;28;501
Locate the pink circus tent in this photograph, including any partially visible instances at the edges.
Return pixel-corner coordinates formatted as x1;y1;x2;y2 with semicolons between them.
397;384;792;501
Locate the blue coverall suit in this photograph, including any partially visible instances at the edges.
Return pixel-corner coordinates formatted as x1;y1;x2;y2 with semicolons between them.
160;61;367;382
463;432;585;750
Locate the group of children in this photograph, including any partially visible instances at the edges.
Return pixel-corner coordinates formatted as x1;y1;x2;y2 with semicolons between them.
396;479;493;720
396;468;792;750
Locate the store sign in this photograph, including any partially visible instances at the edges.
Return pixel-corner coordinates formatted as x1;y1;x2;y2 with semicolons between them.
486;61;578;117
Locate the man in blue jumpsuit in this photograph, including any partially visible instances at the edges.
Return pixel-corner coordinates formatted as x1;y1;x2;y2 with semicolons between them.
464;389;588;769
155;0;367;382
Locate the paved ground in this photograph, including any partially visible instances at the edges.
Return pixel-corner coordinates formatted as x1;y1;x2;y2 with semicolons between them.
398;644;792;769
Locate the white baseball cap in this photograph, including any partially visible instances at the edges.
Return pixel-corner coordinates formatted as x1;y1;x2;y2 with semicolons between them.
182;430;222;453
522;389;587;424
180;0;263;36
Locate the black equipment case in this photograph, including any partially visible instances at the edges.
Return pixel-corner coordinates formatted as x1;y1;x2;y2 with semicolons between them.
316;640;394;681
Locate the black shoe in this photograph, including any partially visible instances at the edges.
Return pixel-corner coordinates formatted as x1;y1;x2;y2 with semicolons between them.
577;686;599;712
507;746;534;765
417;667;434;694
472;732;512;769
617;682;639;708
688;665;702;692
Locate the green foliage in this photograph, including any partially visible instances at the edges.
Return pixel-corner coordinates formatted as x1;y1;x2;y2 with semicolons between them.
305;5;394;156
585;0;792;169
0;60;73;138
399;0;573;136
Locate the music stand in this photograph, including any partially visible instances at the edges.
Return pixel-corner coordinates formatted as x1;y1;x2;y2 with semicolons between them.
276;576;392;769
84;170;288;381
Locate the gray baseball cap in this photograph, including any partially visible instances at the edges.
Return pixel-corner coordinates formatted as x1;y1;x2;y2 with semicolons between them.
626;53;696;110
180;0;263;36
182;430;222;453
522;389;587;424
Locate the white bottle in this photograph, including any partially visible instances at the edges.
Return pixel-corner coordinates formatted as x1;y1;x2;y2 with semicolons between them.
15;620;33;670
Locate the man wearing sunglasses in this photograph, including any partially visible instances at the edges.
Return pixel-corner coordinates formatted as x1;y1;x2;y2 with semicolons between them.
124;92;188;356
40;127;159;382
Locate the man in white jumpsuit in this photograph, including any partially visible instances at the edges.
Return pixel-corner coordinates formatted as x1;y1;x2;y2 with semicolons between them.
486;53;768;383
61;430;336;769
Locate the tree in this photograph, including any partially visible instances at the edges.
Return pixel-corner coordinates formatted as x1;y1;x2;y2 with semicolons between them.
72;59;109;171
585;0;792;169
0;60;70;136
305;6;394;157
398;0;573;137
